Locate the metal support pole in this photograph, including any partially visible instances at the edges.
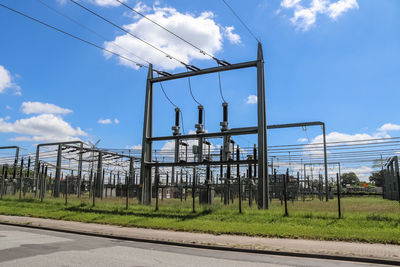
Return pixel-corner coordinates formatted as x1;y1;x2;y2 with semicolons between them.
248;159;252;207
40;164;44;202
126;171;129;209
54;144;62;198
96;151;102;198
322;123;329;202
336;173;341;218
284;169;288;216
155;164;159;211
256;43;268;209
192;167;196;213
237;145;242;214
19;157;23;200
101;168;105;200
34;145;40;197
77;142;83;198
92;170;96;207
11;147;19;195
140;64;153;205
65;170;70;205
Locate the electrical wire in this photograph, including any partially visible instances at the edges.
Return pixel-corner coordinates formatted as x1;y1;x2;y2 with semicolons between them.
217;71;226;103
36;0;151;65
188;77;201;105
159;81;178;108
222;0;260;43
0;3;146;69
114;0;228;66
69;0;194;70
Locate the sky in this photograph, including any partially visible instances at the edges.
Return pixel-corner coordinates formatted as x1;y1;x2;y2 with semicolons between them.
0;0;399;180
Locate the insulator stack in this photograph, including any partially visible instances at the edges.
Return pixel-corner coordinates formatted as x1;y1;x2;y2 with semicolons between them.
220;102;229;131
171;107;180;136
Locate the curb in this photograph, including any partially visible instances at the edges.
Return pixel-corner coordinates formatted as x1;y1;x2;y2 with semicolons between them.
0;220;399;266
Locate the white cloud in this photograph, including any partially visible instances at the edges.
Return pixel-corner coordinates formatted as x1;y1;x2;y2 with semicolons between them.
297;137;308;142
378;123;400;132
5;105;12;110
97;118;119;125
129;144;142;150
280;0;358;31
340;166;372;182
327;0;358;19
104;4;239;70
0;65;20;95
246;94;257;104
87;0;128;7
281;0;301;8
223;26;241;44
98;118;112;125
21;101;72;115
311;131;388;144
0;114;87;142
303;130;390;159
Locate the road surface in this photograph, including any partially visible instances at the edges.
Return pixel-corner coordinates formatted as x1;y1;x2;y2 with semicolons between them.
0;224;388;266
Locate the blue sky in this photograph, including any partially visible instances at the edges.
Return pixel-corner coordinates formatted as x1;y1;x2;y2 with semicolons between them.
0;0;399;176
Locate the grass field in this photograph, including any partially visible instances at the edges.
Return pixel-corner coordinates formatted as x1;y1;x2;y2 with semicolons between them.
0;195;399;244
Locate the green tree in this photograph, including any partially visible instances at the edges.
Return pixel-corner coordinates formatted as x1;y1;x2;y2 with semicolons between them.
369;170;385;187
340;172;360;187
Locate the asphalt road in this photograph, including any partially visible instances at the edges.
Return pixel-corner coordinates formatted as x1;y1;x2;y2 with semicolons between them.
0;224;388;267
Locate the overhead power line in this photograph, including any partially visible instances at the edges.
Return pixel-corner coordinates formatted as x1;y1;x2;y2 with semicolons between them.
222;0;260;43
36;0;151;65
0;3;146;69
69;0;200;71
114;0;231;67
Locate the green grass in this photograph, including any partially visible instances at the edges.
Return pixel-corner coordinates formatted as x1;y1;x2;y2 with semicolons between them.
0;195;399;244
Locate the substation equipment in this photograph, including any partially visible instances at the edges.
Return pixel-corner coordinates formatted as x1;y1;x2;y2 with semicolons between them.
139;43;330;209
383;156;400;201
0;141;140;201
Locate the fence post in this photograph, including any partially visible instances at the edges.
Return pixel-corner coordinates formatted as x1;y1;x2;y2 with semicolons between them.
336;173;341;219
284;168;288;216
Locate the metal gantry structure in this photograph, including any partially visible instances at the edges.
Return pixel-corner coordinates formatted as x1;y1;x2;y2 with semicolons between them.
140;43;269;208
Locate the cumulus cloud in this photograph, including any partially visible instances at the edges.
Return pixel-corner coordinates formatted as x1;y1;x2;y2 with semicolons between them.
246;95;258;104
129;144;142;150
98;118;112;124
279;0;359;31
223;26;241;44
378;123;400;132
340;166;373;182
87;0;128;7
98;118;119;125
281;0;301;8
0;65;20;95
21;101;72;115
0;114;87;142
297;137;308;143
104;4;240;70
302;130;390;159
327;0;358;19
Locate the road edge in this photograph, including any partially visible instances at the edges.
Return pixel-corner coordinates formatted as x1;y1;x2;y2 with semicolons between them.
0;220;399;266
